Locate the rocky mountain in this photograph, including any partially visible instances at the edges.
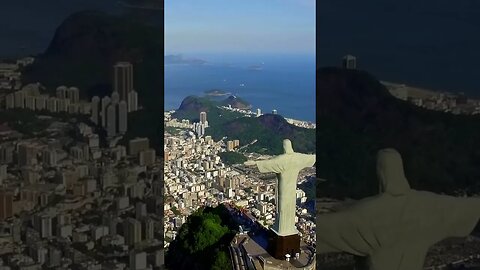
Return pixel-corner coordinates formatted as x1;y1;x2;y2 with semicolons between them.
22;10;163;111
317;67;480;199
173;96;315;155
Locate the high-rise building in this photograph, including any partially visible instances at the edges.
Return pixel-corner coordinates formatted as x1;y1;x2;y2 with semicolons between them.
200;111;207;124
227;141;234;151
142;218;154;241
139;149;156;166
128;90;138;112
68;103;79;114
0;164;7;183
123;218;142;246
129;250;147;270
91;96;100;125
256;108;261;117
342;55;357;69
35;95;47;111
106;104;117;137
25;96;35;111
42;148;57;167
0;189;13;221
14;90;25;108
136;202;147;219
114;62;134;101
18;143;38;166
47;97;58;113
101;96;111;127
5;93;14;109
0;144;14;164
129;138;150;156
118;100;128;134
111;91;120;104
33;213;53;238
25;95;35;110
56;86;67;99
48;247;62;268
67;87;80;103
57;99;70;112
233;139;240;148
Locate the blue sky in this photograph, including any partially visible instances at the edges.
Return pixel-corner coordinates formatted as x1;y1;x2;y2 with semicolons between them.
165;0;315;55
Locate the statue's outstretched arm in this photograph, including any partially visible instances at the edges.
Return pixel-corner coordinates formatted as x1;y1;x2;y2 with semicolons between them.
244;156;283;173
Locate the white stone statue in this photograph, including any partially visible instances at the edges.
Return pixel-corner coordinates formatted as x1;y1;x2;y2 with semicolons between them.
245;139;316;236
317;148;480;270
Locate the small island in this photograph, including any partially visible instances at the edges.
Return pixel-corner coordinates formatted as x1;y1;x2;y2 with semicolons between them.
205;89;231;97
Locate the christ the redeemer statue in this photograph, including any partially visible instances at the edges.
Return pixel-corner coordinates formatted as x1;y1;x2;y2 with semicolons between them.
245;139;315;255
317;148;480;270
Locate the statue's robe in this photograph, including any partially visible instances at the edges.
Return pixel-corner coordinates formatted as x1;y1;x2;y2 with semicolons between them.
317;149;480;270
256;153;316;236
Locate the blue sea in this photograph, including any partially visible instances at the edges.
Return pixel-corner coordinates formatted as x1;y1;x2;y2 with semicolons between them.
165;53;316;122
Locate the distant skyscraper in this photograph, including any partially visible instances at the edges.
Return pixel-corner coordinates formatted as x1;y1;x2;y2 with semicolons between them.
124;218;142;246
18;143;37;166
42;148;57;167
136;202;147;219
91;96;100;125
56;86;67;99
106;104;117;137
142;218;155;241
0;165;7;184
127;90;138;112
256;108;261;117
57;99;70;112
5;93;14;109
114;62;134;101
47;97;58;113
139;149;156;166
14;91;25;108
200;111;207;124
111;91;120;104
0;189;13;221
33;213;53;238
25;96;36;110
35;95;47;111
129;250;147;270
227;141;234;151
129;138;150;157
118;101;128;134
342;55;357;69
272;109;277;115
66;87;80;103
101;96;111;127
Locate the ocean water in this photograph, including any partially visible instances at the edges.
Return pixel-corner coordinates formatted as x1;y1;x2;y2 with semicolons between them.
165;53;316;122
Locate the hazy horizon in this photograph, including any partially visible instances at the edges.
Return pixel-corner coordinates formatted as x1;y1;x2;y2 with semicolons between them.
165;0;315;55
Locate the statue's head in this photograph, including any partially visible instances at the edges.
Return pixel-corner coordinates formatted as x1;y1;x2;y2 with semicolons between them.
283;139;294;154
377;148;410;196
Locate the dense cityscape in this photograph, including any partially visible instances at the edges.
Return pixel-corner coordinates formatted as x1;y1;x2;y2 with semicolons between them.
164;108;317;269
0;57;164;270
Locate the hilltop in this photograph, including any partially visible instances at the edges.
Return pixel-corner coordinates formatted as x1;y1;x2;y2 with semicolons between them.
317;67;480;199
173;96;315;155
21;10;163;111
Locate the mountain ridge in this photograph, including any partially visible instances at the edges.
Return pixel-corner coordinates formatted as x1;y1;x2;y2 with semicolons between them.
317;67;480;199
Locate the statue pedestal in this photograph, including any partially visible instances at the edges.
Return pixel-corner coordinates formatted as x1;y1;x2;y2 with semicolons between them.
267;229;300;260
